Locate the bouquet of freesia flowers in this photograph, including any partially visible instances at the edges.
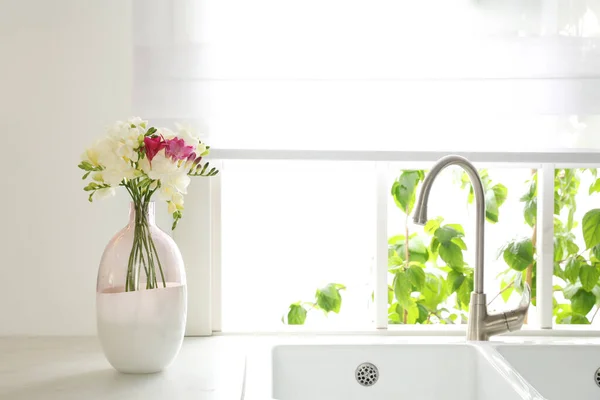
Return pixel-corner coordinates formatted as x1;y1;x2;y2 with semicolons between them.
79;117;218;291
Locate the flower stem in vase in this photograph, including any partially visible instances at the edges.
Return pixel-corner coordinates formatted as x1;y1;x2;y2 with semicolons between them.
125;201;166;291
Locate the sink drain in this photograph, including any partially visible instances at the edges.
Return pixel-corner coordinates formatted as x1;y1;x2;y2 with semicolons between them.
595;368;600;388
355;362;379;387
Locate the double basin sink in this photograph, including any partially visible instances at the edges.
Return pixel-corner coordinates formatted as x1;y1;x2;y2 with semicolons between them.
243;337;600;400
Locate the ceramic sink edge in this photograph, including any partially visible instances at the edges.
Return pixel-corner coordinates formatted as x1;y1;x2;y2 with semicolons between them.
242;341;547;400
476;343;547;400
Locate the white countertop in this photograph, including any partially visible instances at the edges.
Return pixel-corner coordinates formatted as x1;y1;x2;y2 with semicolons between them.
3;334;600;400
0;337;247;400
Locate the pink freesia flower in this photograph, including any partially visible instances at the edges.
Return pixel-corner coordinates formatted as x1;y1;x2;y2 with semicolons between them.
144;136;166;163
165;137;195;161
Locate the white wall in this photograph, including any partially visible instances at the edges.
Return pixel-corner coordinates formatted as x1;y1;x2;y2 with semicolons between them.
0;0;132;335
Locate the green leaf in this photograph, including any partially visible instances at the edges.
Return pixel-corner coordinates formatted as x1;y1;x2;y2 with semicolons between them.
523;198;537;227
520;177;537;227
406;265;426;291
446;224;465;235
500;280;515;302
571;289;596;315
405;302;419;324
416;303;429;323
592;245;600;261
388;234;404;245
447;270;465;294
419;273;448;310
593;285;600;307
554;303;572;324
392;236;429;264
589;178;600;195
439;242;464;269
582;209;600;249
570;314;590;324
424;217;443;235
397;301;420;324
286;303;307;325
485;184;508;223
554;236;565;263
567;239;580;255
430;237;441;254
434;225;464;245
388;255;404;268
388;310;401;323
393;272;412;308
564;257;582;284
392;170;424;215
315;283;346;313
456;275;473;310
451;237;468;250
563;282;582;299
579;264;600;292
502;238;533;272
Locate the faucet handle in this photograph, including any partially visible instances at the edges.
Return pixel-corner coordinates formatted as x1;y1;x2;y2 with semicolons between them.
518;282;531;309
504;283;531;332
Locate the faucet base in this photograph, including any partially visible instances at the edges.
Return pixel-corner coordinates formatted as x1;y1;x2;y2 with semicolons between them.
466;285;531;341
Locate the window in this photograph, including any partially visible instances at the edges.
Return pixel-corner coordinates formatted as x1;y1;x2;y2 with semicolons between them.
210;153;600;332
133;1;600;333
220;160;375;330
385;166;536;326
553;168;600;325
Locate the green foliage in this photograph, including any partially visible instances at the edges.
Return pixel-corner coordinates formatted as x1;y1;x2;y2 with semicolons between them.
582;209;600;249
316;284;346;313
389;235;429;264
564;257;582;284
283;167;600;327
391;170;425;215
282;284;345;325
571;289;595;316
589;179;600;195
501;238;534;272
461;170;507;223
552;169;600;325
285;303;307;325
520;177;537;227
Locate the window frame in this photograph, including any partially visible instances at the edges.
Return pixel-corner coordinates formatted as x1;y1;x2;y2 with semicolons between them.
178;149;600;335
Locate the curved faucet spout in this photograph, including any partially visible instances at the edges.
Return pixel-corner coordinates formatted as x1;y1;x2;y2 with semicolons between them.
412;155;486;294
413;155;531;341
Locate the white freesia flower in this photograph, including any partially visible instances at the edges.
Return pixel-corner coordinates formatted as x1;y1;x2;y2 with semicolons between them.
82;147;100;167
80;117;218;233
91;137;139;186
175;123;208;156
127;116;147;129
94;187;116;200
141;151;191;194
108;120;144;162
92;172;104;182
168;192;185;214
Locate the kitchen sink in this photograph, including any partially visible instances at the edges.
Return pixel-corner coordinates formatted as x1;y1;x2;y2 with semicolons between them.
496;342;600;400
244;341;544;400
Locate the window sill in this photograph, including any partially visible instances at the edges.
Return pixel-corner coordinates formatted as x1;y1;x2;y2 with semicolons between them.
214;325;600;338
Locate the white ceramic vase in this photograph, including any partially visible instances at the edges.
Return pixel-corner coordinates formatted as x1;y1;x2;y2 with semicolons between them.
96;202;187;373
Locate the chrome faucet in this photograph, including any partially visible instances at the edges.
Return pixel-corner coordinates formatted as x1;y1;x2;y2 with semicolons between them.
413;155;531;341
